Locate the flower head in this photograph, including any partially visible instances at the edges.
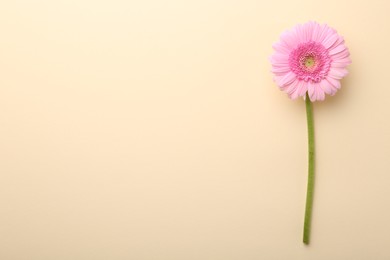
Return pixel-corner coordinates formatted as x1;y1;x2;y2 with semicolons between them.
270;21;351;101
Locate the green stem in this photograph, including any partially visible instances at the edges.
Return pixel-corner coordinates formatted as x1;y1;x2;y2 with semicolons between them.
303;93;315;245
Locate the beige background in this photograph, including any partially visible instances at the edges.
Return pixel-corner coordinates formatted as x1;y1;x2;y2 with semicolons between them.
1;0;390;259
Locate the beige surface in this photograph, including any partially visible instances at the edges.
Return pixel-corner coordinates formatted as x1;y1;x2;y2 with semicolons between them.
1;0;390;259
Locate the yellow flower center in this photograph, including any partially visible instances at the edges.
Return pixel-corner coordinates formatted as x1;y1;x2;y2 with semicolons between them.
304;56;315;68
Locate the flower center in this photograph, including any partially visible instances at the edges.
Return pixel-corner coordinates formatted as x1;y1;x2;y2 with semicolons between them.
289;41;331;82
304;56;315;68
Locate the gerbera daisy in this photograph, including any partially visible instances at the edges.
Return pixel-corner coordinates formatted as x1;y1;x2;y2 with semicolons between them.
269;21;352;245
270;21;351;101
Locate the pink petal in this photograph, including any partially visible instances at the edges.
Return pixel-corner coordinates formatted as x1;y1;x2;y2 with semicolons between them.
328;68;348;79
326;77;341;89
278;71;296;87
318;24;335;43
284;79;299;94
272;42;291;54
329;44;347;56
322;33;339;49
331;60;351;68
316;85;325;101
295;24;306;44
289;83;301;99
280;30;299;50
333;57;351;64
272;66;291;75
328;36;345;51
308;82;316;101
303;22;314;43
272;62;290;68
319;80;333;95
315;25;327;43
270;53;289;64
297;80;308;97
311;22;321;42
331;49;350;60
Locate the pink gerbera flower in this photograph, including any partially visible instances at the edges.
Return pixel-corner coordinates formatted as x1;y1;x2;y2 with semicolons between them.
270;21;351;101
